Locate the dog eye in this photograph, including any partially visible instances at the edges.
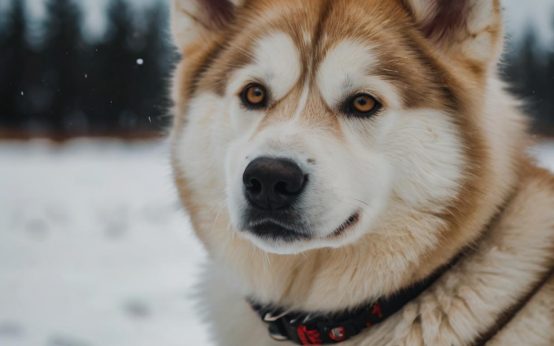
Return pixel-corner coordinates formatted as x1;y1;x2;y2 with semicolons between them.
344;93;381;117
240;83;268;109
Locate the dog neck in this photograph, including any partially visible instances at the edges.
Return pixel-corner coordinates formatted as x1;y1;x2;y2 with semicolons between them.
247;246;469;345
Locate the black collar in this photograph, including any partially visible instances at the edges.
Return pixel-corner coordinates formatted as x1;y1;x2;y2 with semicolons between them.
248;252;464;345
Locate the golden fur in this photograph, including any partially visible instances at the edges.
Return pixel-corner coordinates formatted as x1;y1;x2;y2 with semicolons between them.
169;0;554;344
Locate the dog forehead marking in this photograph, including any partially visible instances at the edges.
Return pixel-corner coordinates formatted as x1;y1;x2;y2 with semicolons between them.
317;40;378;107
292;82;311;121
253;32;302;99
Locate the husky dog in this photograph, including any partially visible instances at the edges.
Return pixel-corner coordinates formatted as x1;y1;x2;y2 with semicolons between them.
169;0;554;345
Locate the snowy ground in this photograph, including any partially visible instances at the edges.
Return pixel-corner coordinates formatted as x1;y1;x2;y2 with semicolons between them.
0;139;553;346
0;140;210;346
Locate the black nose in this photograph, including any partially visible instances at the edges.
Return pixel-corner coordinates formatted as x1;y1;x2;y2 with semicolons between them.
243;157;307;211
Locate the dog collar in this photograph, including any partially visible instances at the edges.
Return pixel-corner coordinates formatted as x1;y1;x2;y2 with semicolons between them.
249;253;463;345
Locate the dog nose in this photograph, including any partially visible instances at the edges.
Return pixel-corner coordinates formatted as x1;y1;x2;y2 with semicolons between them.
243;157;307;211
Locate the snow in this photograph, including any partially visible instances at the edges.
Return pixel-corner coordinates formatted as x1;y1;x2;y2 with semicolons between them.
0;139;553;346
0;140;210;346
530;140;554;171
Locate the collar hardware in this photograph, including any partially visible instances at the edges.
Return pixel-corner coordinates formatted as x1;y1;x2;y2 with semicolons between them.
251;301;386;345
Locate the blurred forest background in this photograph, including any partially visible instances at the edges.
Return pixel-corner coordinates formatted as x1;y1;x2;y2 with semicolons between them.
0;0;553;139
0;0;172;139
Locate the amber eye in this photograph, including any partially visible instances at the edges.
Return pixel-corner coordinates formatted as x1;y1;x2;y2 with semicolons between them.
352;94;379;113
241;83;268;109
342;93;381;117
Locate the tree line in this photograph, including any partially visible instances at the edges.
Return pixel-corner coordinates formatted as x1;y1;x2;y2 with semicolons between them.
0;0;173;138
0;0;553;137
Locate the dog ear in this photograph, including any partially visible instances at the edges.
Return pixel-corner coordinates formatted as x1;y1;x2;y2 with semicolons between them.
403;0;503;68
171;0;244;50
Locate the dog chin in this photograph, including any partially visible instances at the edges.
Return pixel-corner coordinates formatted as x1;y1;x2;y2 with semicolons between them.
236;212;364;255
240;233;319;255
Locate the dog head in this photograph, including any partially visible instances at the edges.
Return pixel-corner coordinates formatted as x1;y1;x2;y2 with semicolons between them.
170;0;515;257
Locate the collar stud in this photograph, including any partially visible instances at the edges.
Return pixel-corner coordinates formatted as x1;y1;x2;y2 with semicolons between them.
328;326;347;342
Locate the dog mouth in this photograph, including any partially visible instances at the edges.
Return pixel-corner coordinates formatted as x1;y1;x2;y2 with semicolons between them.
246;211;360;242
248;220;311;242
328;212;360;238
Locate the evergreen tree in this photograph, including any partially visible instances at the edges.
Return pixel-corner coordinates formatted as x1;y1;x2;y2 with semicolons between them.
0;0;27;129
545;13;554;134
134;4;172;132
504;28;549;134
41;0;84;135
101;0;139;133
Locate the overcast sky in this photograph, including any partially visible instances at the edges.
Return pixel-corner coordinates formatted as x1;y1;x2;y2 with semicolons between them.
8;0;554;46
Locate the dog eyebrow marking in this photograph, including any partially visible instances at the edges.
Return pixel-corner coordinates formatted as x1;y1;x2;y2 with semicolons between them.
316;39;408;111
252;32;302;100
316;40;378;108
